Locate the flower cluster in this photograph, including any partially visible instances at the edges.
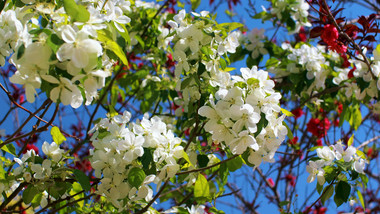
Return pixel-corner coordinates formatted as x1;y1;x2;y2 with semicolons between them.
89;111;184;210
306;141;366;185
4;0;138;107
270;0;311;33
281;43;328;90
11;142;66;208
0;10;24;66
245;28;268;59
169;10;240;107
307;117;331;138
321;24;347;53
199;66;287;167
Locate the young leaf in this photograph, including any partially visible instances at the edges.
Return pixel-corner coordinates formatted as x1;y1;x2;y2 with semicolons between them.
51;127;66;145
281;108;295;117
357;190;365;209
73;169;91;191
347;134;354;147
1;143;16;156
63;0;90;22
182;151;194;167
194;174;210;199
218;22;244;32
98;30;129;66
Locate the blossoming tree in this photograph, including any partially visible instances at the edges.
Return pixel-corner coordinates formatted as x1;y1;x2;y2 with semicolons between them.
0;0;379;213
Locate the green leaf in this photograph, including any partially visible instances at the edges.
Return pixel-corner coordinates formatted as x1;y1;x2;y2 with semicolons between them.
218;22;244;32
282;121;293;140
115;22;131;45
182;151;194;167
23;185;38;204
72;182;83;193
324;165;337;183
140;148;156;175
73;169;91;191
219;163;229;182
63;0;90;22
31;193;42;208
334;181;351;207
134;35;145;49
219;58;227;70
47;34;64;53
339;104;347;127
356;150;366;160
51;126;66;145
17;44;25;60
70;182;84;208
0;0;6;14
357;190;365;209
309;146;323;152
226;156;242;172
281;108;294;117
98;30;129;66
180;77;192;90
0;163;5;180
194;174;210;199
1;143;16;156
190;0;201;10
320;185;334;205
197;155;209;168
128;167;146;189
317;182;323;195
349;108;362;130
279;201;290;206
252;11;266;19
347;134;354;147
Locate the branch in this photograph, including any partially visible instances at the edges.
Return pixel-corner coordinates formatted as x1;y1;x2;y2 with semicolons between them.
357;135;380;149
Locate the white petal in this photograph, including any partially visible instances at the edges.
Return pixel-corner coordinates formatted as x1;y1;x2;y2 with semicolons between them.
72;47;89;68
61;25;76;43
